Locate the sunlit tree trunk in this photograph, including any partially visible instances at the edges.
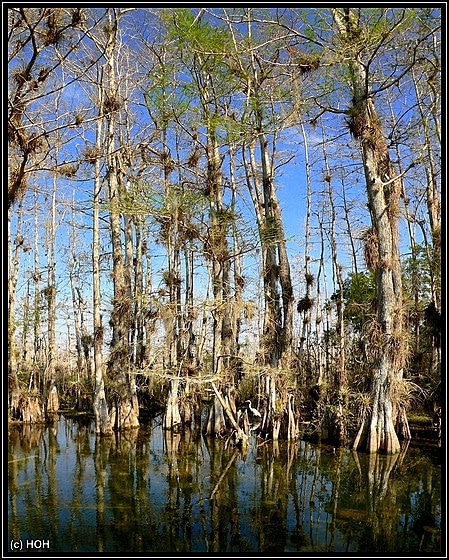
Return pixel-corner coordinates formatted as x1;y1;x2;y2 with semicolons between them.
160;143;181;372
103;10;138;431
159;124;183;429
8;204;23;418
44;172;59;415
228;142;244;375
322;126;347;446
334;8;407;454
163;377;182;431
315;214;326;387
204;122;234;433
69;216;84;375
206;125;231;376
92;83;112;436
411;67;441;310
243;73;294;438
297;123;314;358
243;128;295;439
341;177;359;276
31;187;43;394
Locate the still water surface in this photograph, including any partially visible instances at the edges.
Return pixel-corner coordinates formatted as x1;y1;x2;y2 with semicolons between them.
8;415;441;554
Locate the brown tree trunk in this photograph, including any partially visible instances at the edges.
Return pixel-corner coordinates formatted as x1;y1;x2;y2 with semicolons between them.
104;10;138;431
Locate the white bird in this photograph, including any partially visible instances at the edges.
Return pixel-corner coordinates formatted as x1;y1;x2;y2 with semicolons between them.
245;400;261;418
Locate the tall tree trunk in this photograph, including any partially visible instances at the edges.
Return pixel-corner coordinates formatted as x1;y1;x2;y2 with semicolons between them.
341;178;359;276
297;123;313;358
228;142;244;378
243;124;294;440
322;126;347;446
244;131;293;368
132;217;145;368
412;67;441;310
45;173;58;415
205;122;231;378
315;214;326;387
8;205;23;419
104;10;138;430
334;8;407;454
159;125;184;429
92;86;112;436
31;188;43;396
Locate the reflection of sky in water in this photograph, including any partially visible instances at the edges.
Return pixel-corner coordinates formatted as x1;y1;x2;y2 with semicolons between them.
8;416;441;553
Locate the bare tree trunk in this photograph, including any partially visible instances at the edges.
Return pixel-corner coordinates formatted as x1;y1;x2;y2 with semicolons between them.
229;142;244;378
132;217;145;367
206;125;231;377
244;133;293;368
163;378;182;431
142;228;155;367
45;174;58;415
297;123;314;358
92;88;112;436
242;118;294;439
341;178;359;276
103;10;138;431
315;214;326;387
334;8;407;454
322;127;347;446
412;68;441;311
8;205;23;418
21;274;32;368
161;143;180;372
68;195;85;376
182;246;196;368
32;188;42;391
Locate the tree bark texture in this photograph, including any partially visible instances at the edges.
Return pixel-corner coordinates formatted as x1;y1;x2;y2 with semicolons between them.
92;101;112;436
334;8;408;453
104;10;138;431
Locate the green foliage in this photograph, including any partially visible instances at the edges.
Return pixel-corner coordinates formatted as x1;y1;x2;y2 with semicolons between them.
401;243;440;375
165;8;231;56
402;244;433;304
144;62;192;128
333;271;376;333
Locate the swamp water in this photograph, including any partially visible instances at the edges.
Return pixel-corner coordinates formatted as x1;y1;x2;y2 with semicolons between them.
8;415;441;554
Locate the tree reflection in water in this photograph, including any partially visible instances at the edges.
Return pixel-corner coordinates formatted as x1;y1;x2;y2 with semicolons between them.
7;416;441;553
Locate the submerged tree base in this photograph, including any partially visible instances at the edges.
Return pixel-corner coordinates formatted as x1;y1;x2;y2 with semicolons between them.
353;416;403;455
